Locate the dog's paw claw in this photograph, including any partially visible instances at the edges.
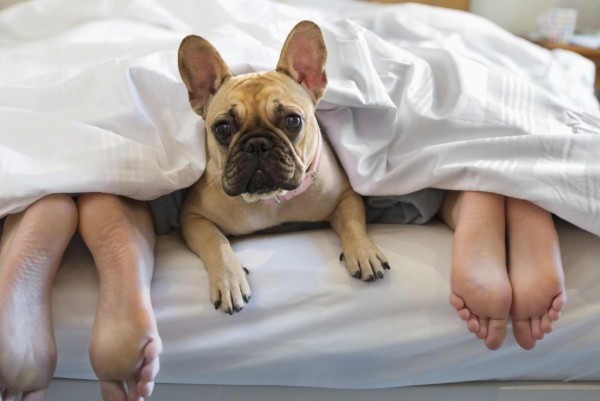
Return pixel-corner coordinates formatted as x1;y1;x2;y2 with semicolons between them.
209;266;252;315
340;240;388;283
243;267;250;275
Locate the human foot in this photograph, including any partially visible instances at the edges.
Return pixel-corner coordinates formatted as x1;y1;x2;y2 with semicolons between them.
448;192;512;350
78;194;161;400
0;195;77;398
507;198;565;350
89;292;162;401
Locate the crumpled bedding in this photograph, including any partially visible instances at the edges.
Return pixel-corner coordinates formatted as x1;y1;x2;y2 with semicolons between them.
1;0;599;235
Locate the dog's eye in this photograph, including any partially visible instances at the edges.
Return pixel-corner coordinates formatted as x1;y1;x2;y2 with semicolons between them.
213;122;233;145
285;114;302;132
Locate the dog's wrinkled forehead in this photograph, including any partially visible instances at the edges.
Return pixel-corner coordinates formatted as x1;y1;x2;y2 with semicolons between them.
205;71;314;127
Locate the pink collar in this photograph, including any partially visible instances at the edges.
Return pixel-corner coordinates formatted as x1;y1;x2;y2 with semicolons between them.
262;132;322;205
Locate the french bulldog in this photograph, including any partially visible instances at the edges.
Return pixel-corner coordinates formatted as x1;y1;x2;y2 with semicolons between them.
178;20;389;314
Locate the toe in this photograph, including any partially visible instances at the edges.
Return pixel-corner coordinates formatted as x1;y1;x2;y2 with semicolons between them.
512;320;536;350
530;317;545;340
126;380;141;401
449;293;474;322
548;293;565;321
484;318;507;350
449;292;466;311
342;256;361;279
467;315;481;334
22;389;49;401
540;313;554;334
474;317;488;339
100;380;127;401
210;288;222;310
141;345;160;386
357;255;376;282
457;307;471;321
137;379;155;399
371;260;385;280
371;253;388;279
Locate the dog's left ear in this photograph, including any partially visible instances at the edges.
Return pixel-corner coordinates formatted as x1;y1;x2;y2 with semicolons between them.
276;20;328;102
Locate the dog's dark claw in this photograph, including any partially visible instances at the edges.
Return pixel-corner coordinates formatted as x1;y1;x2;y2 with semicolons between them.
243;267;250;275
377;271;384;279
339;252;345;262
214;300;221;310
366;274;375;282
234;304;244;313
227;307;233;315
242;294;251;303
353;270;362;279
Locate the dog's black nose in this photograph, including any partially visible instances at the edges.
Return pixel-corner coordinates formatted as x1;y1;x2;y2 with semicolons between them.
244;137;273;158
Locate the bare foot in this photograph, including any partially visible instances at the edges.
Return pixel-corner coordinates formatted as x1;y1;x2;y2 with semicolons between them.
507;198;565;350
446;192;512;350
77;194;161;400
90;292;162;401
0;195;77;399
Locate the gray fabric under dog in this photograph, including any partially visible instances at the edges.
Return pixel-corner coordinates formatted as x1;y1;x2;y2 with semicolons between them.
364;189;445;225
148;189;189;235
148;188;444;236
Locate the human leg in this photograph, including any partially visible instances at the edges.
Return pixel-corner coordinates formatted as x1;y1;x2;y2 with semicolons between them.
77;193;161;400
440;191;512;350
506;198;565;350
0;195;78;400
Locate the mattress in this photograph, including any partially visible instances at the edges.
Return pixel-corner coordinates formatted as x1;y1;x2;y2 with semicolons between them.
52;219;600;388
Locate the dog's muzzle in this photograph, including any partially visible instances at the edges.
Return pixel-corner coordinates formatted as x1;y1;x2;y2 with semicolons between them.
222;134;300;197
243;136;277;193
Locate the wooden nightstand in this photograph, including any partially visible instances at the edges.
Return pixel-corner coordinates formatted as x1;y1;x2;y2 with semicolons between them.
368;0;469;11
532;39;600;91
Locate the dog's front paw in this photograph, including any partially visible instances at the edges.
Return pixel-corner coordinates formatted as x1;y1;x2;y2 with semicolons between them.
340;241;390;282
209;266;252;314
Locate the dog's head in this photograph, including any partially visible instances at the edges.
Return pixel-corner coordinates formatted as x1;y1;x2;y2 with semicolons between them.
178;21;327;202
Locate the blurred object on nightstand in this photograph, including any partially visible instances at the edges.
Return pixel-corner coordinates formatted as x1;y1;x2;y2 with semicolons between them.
535;8;578;44
528;7;599;100
570;30;600;49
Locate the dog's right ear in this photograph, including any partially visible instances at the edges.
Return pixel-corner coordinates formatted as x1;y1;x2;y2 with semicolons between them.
178;35;231;117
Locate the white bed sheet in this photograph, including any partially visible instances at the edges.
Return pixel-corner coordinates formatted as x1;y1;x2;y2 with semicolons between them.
52;221;600;388
1;0;599;236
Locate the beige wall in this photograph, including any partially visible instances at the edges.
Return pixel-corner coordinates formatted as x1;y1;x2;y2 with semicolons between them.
471;0;600;34
0;0;19;10
1;0;597;35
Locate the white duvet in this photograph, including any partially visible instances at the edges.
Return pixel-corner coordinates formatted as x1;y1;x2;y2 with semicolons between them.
1;0;599;235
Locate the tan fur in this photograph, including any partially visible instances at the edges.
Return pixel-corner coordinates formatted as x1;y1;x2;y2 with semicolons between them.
178;21;388;314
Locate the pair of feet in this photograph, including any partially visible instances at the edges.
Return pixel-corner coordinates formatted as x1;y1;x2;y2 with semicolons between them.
447;192;566;350
0;194;161;401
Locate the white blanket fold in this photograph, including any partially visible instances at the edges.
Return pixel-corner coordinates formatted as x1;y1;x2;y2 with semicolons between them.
1;0;599;235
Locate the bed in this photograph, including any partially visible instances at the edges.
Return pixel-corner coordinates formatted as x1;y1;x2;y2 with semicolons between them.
1;0;599;400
